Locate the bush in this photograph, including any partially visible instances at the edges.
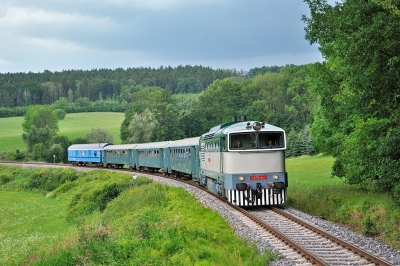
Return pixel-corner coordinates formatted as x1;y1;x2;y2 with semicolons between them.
28;168;79;193
5;150;26;161
65;171;137;222
53;109;66;120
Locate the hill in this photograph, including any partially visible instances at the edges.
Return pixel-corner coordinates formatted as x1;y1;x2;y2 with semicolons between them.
0;112;125;153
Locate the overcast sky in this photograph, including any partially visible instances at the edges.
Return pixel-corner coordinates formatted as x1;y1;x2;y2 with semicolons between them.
0;0;337;74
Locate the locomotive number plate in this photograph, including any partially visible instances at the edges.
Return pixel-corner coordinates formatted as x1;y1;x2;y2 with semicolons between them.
250;175;267;180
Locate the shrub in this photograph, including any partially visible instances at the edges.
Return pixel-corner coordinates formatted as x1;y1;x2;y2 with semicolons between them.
65;171;136;222
28;168;79;193
53;109;66;120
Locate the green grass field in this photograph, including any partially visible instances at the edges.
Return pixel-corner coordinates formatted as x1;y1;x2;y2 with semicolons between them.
0;191;74;265
0;112;125;152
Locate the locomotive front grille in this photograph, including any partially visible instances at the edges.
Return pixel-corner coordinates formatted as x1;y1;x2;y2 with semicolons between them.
226;188;286;206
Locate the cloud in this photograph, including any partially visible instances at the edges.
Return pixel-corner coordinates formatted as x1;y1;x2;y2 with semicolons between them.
0;0;327;73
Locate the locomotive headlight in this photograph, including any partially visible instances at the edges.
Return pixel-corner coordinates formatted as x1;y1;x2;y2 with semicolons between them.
252;122;262;131
239;176;245;181
273;175;279;180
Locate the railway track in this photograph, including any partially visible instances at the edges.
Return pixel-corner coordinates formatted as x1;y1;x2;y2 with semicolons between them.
1;161;398;265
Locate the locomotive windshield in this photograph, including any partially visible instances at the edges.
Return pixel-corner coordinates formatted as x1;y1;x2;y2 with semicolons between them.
230;132;284;150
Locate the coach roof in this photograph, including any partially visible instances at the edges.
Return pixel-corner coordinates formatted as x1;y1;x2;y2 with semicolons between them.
68;143;113;150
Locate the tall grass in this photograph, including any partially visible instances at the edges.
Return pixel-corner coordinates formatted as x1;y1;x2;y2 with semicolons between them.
286;154;400;247
0;112;124;152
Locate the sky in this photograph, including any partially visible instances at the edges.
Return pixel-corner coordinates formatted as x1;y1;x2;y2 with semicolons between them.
0;0;337;74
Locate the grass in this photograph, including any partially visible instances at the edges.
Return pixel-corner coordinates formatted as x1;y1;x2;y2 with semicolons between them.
0;166;278;265
0;191;74;265
286;154;400;247
0;112;125;152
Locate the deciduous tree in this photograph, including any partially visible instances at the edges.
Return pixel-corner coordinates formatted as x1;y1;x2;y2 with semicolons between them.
303;0;400;200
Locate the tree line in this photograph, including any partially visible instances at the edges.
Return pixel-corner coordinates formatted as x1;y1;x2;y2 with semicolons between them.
0;65;244;110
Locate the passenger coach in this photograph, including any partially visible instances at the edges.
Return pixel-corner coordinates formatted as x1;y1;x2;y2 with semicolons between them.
165;137;200;179
68;143;113;166
135;141;169;172
103;144;137;169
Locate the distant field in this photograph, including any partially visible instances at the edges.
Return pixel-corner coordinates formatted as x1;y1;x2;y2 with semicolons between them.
0;112;125;152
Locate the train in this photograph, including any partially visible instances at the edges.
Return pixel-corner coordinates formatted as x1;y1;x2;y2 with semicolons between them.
67;118;288;207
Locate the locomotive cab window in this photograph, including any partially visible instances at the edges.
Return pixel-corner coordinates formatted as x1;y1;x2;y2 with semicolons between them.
230;132;284;149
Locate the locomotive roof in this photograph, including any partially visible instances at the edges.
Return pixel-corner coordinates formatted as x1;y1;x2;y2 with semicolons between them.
68;143;113;150
201;121;284;137
103;144;137;150
167;137;200;147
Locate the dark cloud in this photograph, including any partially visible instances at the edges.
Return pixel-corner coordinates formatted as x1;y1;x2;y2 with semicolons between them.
0;0;336;73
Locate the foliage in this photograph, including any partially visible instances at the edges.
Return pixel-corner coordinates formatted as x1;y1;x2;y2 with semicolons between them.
22;105;59;152
303;0;400;201
0;65;240;111
127;108;158;143
62;171;140;222
50;135;72;163
53;109;66;120
84;127;114;143
22;105;59;135
4;149;26;161
0;166;79;193
120;87;184;143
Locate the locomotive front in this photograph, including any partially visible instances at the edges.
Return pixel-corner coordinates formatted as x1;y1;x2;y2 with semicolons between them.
199;120;288;206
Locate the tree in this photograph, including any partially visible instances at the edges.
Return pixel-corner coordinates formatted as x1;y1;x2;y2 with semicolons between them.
53;109;66;120
127;108;158;143
190;79;243;135
51;135;71;163
303;0;400;201
84;128;114;143
22;105;59;152
51;97;71;112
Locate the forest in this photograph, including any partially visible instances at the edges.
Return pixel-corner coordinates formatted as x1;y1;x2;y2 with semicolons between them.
1;0;400;202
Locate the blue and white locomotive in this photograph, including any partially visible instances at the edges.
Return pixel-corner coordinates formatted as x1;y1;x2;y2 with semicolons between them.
67;118;287;206
198;118;287;206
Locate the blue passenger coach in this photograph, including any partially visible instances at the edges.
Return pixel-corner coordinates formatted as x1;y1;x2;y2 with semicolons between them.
68;143;113;166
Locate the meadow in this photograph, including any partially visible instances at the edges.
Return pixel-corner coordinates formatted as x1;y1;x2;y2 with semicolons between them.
0;112;125;153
